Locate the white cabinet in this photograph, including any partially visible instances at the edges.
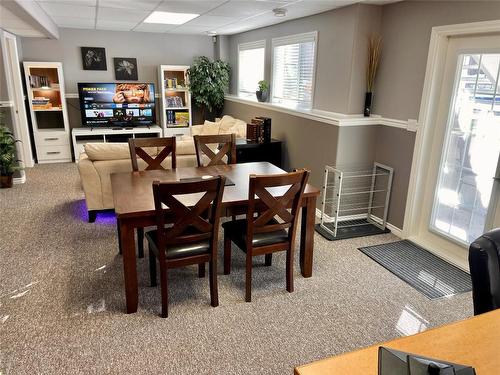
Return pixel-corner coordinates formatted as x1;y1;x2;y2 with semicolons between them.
158;65;192;137
23;61;71;163
71;126;162;162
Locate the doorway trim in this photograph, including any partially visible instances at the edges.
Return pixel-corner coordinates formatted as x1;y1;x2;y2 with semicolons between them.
403;20;500;248
0;30;34;177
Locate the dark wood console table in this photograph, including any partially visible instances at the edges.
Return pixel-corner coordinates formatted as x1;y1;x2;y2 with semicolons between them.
236;139;282;168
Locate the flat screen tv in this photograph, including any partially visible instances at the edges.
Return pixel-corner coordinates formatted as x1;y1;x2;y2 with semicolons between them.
77;82;155;127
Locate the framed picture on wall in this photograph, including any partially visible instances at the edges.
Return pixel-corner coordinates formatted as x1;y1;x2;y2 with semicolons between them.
114;57;138;81
81;47;107;70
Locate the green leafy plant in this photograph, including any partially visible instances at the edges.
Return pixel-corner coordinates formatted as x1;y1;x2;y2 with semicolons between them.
0;114;22;176
187;56;231;119
257;80;269;92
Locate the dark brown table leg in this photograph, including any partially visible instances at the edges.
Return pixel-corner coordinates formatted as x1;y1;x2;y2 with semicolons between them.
117;218;122;255
120;219;138;313
300;196;316;278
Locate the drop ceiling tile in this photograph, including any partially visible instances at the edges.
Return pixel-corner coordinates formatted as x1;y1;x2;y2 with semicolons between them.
208;0;283;17
51;15;95;28
98;0;161;11
36;0;97;6
37;2;96;18
156;1;226;14
133;23;176;32
97;7;149;22
168;24;213;34
185;15;234;27
96;20;137;31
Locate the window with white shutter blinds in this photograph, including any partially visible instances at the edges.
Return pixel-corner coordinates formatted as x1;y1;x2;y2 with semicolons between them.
271;32;317;109
238;40;265;97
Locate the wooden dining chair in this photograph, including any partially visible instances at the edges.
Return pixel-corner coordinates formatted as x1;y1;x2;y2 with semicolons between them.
222;169;310;302
193;133;236;167
127;137;176;258
145;176;225;317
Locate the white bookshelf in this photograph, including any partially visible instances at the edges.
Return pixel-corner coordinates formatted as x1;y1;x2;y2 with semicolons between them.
158;65;192;137
23;61;71;163
71;125;162;161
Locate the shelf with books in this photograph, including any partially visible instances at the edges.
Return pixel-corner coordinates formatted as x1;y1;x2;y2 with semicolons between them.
24;61;71;163
159;65;192;137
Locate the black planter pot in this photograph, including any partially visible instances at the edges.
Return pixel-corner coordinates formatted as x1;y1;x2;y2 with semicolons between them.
256;90;268;102
364;92;373;117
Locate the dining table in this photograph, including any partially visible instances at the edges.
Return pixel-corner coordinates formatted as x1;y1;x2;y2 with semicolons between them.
111;161;320;314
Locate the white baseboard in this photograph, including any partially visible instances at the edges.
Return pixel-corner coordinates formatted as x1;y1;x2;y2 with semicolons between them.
315;208;403;238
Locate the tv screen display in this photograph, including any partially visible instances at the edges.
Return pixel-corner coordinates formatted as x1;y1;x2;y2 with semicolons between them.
78;82;155;127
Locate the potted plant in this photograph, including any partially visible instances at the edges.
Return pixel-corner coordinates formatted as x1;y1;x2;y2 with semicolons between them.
187;56;231;120
0;123;22;189
365;35;382;117
256;80;269;102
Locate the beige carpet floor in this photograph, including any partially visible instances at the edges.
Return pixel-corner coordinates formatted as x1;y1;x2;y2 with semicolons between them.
0;164;472;374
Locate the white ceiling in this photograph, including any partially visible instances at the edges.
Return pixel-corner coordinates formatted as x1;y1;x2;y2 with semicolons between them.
1;0;400;37
0;2;46;37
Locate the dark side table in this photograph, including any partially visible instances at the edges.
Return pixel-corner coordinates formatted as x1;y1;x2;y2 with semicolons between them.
236;139;282;168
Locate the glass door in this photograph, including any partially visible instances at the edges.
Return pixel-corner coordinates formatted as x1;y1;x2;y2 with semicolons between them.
412;34;500;269
430;53;500;245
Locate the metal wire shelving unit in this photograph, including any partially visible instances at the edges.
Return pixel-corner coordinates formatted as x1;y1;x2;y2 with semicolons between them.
316;162;394;240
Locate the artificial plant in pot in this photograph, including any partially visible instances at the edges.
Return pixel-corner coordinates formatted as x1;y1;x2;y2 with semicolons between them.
364;35;382;117
187;56;231;121
0;124;22;188
256;80;269;102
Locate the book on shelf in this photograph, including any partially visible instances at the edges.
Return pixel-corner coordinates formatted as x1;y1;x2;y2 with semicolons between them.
247;117;272;143
166;96;184;108
29;75;50;88
175;112;189;126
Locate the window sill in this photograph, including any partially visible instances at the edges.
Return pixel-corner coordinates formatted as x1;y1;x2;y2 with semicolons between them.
224;95;415;131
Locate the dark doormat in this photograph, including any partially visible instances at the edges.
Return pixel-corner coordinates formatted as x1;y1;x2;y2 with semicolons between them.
358;240;472;299
315;219;390;241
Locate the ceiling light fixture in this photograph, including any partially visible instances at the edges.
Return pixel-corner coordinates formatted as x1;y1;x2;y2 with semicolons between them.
144;11;199;25
206;31;217;36
272;8;287;17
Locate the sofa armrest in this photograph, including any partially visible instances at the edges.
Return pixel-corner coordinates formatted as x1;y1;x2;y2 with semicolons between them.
191;125;204;136
77;153;104;211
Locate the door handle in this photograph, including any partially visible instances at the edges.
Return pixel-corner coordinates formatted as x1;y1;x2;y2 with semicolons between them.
47;151;61;155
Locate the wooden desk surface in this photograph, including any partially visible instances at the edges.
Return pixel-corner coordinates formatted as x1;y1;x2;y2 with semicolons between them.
295;309;500;375
111;162;320;217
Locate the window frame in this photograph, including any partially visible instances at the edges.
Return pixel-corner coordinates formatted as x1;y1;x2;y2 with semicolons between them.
237;39;266;97
270;31;318;110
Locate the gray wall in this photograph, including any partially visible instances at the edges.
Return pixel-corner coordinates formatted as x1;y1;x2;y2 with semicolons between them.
21;28;214;95
20;28;214;128
223;100;339;191
227;4;381;114
374;0;500;121
222;0;500;229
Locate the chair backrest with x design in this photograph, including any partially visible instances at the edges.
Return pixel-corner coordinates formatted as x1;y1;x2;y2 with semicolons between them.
193;134;236;167
128;137;176;171
152;176;226;259
246;169;310;249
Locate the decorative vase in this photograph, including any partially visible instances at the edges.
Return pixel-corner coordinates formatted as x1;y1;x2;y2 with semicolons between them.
0;175;13;188
256;90;268;102
364;92;373;117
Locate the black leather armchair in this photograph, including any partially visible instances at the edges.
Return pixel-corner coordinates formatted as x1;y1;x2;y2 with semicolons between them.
468;228;500;315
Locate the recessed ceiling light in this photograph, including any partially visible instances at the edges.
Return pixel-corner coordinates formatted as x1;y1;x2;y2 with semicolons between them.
144;11;199;25
272;8;287;17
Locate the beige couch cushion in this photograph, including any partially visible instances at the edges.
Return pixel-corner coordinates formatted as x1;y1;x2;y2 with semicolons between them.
218;116;246;138
85;143;131;161
176;138;196;155
200;120;220;135
85;142;159;161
